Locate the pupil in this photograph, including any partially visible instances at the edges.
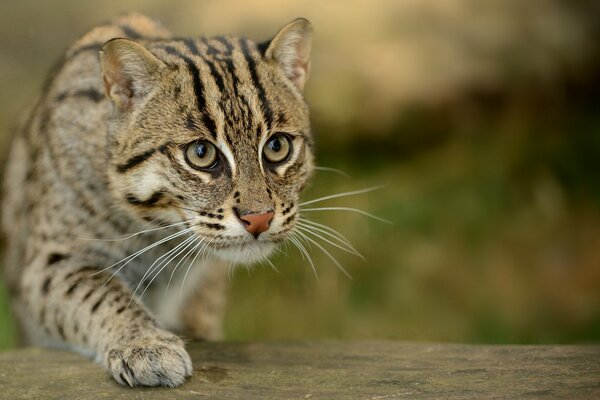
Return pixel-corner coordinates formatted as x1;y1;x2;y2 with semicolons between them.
196;143;207;158
269;138;281;152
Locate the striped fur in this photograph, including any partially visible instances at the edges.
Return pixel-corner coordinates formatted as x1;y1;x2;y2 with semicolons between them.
2;14;313;387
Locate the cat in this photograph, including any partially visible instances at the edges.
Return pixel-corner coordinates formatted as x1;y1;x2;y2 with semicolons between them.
2;13;313;387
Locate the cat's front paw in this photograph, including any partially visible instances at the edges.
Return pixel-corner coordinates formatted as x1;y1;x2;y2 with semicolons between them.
106;332;192;387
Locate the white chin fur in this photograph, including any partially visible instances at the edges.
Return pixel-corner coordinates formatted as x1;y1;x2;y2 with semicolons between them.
213;242;276;264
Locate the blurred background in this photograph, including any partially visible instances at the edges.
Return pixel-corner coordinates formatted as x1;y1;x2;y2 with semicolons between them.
1;0;600;349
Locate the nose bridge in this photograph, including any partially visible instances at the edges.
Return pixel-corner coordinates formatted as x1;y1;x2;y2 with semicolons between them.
236;170;273;214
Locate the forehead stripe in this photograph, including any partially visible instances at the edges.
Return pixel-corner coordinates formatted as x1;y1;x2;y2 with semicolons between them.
182;39;226;94
163;45;217;139
239;38;274;129
214;36;234;56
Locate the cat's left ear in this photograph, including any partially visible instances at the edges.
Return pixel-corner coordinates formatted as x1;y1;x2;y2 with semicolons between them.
100;38;165;111
264;18;313;92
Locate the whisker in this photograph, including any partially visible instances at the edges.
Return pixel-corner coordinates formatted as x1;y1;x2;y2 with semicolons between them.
295;225;365;260
289;232;318;278
170;204;199;214
95;226;194;282
78;220;191;242
228;262;234;281
264;256;278;273
137;235;198;304
165;237;203;293
129;235;195;305
296;231;352;279
294;228;313;251
299;185;386;207
299;207;393;224
297;219;357;252
179;237;215;301
314;166;351;178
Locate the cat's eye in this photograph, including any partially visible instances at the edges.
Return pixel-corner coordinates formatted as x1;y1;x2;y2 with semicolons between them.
184;140;218;170
263;134;292;164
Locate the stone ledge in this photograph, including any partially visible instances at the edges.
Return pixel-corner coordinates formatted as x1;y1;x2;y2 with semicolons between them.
0;341;599;399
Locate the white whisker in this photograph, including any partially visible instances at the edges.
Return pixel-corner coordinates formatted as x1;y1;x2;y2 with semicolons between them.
137;235;198;303
129;235;195;305
228;262;234;281
264;257;278;273
165;237;203;293
314;166;351;178
96;226;194;284
289;233;318;278
299;185;386;207
78;220;190;242
179;237;215;301
296;231;352;279
296;225;364;259
298;219;356;249
299;207;393;224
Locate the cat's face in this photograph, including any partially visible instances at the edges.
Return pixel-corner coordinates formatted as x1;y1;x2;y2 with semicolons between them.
102;19;314;263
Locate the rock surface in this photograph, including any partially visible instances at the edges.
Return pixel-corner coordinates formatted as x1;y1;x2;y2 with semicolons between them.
0;341;599;399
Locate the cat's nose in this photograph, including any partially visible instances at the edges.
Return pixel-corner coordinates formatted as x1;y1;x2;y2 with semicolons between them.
237;211;274;237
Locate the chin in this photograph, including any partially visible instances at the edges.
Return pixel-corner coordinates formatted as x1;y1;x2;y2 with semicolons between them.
213;241;276;264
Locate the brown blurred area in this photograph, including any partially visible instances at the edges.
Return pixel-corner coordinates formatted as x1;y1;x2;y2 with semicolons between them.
1;0;600;348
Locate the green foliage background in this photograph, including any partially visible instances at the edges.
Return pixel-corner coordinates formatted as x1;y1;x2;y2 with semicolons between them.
1;0;600;349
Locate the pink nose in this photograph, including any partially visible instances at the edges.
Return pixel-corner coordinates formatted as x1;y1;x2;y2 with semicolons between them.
239;211;274;237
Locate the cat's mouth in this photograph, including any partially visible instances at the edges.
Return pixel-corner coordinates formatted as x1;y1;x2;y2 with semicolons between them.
209;239;277;264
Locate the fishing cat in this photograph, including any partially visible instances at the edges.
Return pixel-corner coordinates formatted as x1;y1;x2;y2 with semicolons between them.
2;14;313;387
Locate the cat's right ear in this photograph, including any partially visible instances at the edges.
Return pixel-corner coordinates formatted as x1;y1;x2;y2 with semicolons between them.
100;38;165;111
264;18;313;92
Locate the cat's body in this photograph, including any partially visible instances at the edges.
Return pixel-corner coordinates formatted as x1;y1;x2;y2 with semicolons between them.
2;14;313;387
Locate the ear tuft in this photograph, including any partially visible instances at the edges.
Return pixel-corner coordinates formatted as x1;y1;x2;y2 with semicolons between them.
265;18;313;92
100;38;164;110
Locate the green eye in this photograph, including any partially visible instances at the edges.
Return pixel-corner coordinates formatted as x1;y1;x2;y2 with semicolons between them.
263;134;291;164
185;140;218;170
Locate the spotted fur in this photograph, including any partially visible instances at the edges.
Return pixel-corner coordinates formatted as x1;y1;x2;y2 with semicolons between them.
2;14;313;387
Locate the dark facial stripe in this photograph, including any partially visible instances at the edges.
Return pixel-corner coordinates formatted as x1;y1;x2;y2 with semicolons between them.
214;36;234;56
116;148;157;173
199;210;224;220
202;37;221;56
48;253;69;266
283;213;296;226
282;203;294;215
183;38;200;55
200;222;225;230
239;38;273;129
163;45;218;138
183;39;226;93
125;191;164;207
203;57;226;92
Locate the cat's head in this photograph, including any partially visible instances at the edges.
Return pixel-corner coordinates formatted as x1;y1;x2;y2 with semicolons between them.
100;19;314;263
